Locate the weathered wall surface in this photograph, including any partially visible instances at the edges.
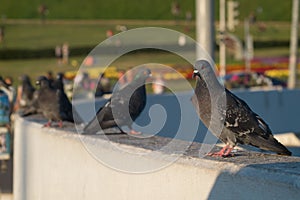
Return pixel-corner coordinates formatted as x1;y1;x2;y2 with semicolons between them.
13;116;300;200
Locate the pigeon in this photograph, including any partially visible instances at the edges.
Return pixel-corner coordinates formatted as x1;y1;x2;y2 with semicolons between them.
52;73;83;124
83;68;151;135
19;75;36;108
191;60;291;157
52;72;64;91
35;76;78;127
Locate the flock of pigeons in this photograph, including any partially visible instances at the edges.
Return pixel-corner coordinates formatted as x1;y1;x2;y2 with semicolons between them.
18;60;291;157
18;74;82;127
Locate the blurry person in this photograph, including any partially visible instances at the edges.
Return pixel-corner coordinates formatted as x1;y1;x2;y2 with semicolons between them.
4;76;16;112
55;45;63;65
82;72;90;90
62;43;69;64
0;26;4;43
152;74;165;94
117;70;128;88
38;3;48;23
0;76;15;134
0;89;10;126
95;73;112;97
4;76;13;86
185;10;192;21
106;29;114;38
171;1;181;22
74;72;84;88
0;76;15;104
249;11;257;24
184;10;192;32
0;76;16;114
14;75;35;112
126;69;134;83
178;34;186;46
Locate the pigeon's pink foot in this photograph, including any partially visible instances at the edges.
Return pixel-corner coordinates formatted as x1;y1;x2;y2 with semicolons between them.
58;120;63;128
43;121;52;128
207;145;234;157
129;129;142;135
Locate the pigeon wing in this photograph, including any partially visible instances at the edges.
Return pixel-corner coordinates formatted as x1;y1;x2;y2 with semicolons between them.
221;89;291;155
57;89;74;122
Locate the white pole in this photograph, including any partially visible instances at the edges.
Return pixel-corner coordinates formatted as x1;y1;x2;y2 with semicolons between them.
244;19;251;73
219;0;226;77
196;0;215;60
288;0;299;89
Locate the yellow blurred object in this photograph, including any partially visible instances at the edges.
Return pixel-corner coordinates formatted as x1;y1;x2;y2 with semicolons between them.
265;69;289;79
64;66;119;80
71;60;78;67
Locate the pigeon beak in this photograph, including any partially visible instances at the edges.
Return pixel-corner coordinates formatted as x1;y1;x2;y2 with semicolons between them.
192;69;199;79
35;80;40;86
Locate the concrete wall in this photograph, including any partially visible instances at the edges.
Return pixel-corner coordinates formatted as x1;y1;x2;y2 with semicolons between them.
14;116;300;200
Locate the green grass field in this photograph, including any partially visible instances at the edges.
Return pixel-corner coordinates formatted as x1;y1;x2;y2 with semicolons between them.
0;57;80;85
0;0;293;21
0;19;298;86
0;51;193;87
0;20;296;51
0;3;298;86
1;20;196;50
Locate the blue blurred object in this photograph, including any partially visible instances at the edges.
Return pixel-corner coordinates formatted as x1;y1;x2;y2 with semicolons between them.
0;91;10;126
0;127;10;159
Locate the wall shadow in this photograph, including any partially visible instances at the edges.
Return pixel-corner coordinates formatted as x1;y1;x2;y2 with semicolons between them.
207;161;300;200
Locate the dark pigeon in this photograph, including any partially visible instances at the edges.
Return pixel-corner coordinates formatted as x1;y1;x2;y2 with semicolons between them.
83;68;151;135
191;60;291;157
35;76;81;127
52;72;64;91
19;75;36;108
52;73;83;124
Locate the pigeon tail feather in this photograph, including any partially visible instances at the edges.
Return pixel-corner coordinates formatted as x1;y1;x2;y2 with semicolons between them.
250;135;291;156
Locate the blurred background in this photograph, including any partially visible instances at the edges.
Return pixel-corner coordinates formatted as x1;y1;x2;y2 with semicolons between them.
0;0;299;197
0;0;298;92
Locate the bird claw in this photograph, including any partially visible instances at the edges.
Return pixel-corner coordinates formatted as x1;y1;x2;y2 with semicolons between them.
42;121;63;128
129;130;142;135
207;146;234;157
43;121;52;128
58;121;63;128
206;152;234;158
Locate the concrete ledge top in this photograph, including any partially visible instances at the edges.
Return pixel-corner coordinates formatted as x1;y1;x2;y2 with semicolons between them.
19;114;300;188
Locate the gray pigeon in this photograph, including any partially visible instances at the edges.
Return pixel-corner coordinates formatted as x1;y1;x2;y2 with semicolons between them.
19;75;36;108
191;60;291;157
35;76;80;127
83;68;151;135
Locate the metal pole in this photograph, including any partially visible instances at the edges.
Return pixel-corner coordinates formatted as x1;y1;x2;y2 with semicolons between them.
196;0;215;60
219;0;226;77
244;19;251;72
288;0;299;89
